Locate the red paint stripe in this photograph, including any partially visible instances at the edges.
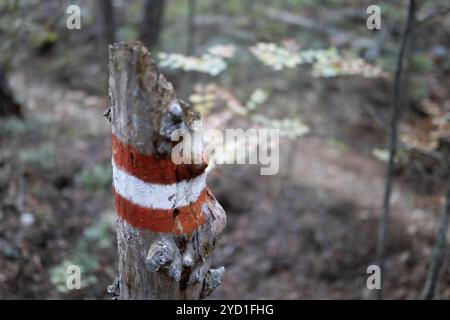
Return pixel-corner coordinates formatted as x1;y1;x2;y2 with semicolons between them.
112;134;208;184
113;188;210;234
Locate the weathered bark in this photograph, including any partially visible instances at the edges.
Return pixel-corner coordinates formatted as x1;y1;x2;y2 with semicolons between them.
139;0;165;50
0;66;21;118
107;42;226;299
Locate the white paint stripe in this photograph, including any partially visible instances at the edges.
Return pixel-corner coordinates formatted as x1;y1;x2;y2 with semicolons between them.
112;159;206;210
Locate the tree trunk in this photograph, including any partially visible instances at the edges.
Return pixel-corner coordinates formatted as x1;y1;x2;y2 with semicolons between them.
97;0;115;46
107;42;226;300
96;0;115;91
376;0;416;300
0;66;21;118
186;0;196;55
139;0;165;50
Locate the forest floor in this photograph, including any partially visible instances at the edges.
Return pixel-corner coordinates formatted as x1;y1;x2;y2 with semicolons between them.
1;63;449;299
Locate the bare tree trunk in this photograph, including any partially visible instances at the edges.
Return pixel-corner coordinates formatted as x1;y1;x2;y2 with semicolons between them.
421;176;450;299
0;66;21;118
187;0;196;55
97;0;115;47
107;42;226;300
97;0;115;91
139;0;165;50
376;0;415;300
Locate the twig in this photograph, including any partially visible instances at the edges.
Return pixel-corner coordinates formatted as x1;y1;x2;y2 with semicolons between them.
376;0;416;300
307;131;390;150
265;8;338;36
264;8;379;50
418;7;450;27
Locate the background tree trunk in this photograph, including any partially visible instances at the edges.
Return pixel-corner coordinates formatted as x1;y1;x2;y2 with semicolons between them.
107;42;226;299
0;66;21;118
187;0;196;55
97;0;115;91
376;0;416;300
139;0;165;50
97;0;115;46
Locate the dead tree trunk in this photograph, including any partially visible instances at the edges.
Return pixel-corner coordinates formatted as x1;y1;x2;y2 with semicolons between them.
139;0;165;50
107;42;226;299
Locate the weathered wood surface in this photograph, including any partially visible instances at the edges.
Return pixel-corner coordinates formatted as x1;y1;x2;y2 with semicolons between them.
107;42;226;299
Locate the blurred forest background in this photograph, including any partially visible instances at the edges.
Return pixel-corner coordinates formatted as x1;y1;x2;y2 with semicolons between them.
1;0;450;299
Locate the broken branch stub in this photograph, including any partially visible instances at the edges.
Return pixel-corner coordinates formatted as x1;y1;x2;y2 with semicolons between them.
108;41;226;299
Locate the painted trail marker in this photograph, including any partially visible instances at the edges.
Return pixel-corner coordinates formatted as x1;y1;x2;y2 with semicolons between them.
107;42;226;299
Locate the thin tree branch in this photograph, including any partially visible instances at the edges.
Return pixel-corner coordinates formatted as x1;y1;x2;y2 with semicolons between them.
376;0;416;300
418;7;450;27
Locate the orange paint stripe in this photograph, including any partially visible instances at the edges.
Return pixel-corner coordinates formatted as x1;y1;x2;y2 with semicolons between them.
112;134;207;184
113;187;209;234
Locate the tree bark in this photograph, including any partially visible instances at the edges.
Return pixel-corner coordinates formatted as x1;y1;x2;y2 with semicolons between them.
139;0;165;50
107;42;226;300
